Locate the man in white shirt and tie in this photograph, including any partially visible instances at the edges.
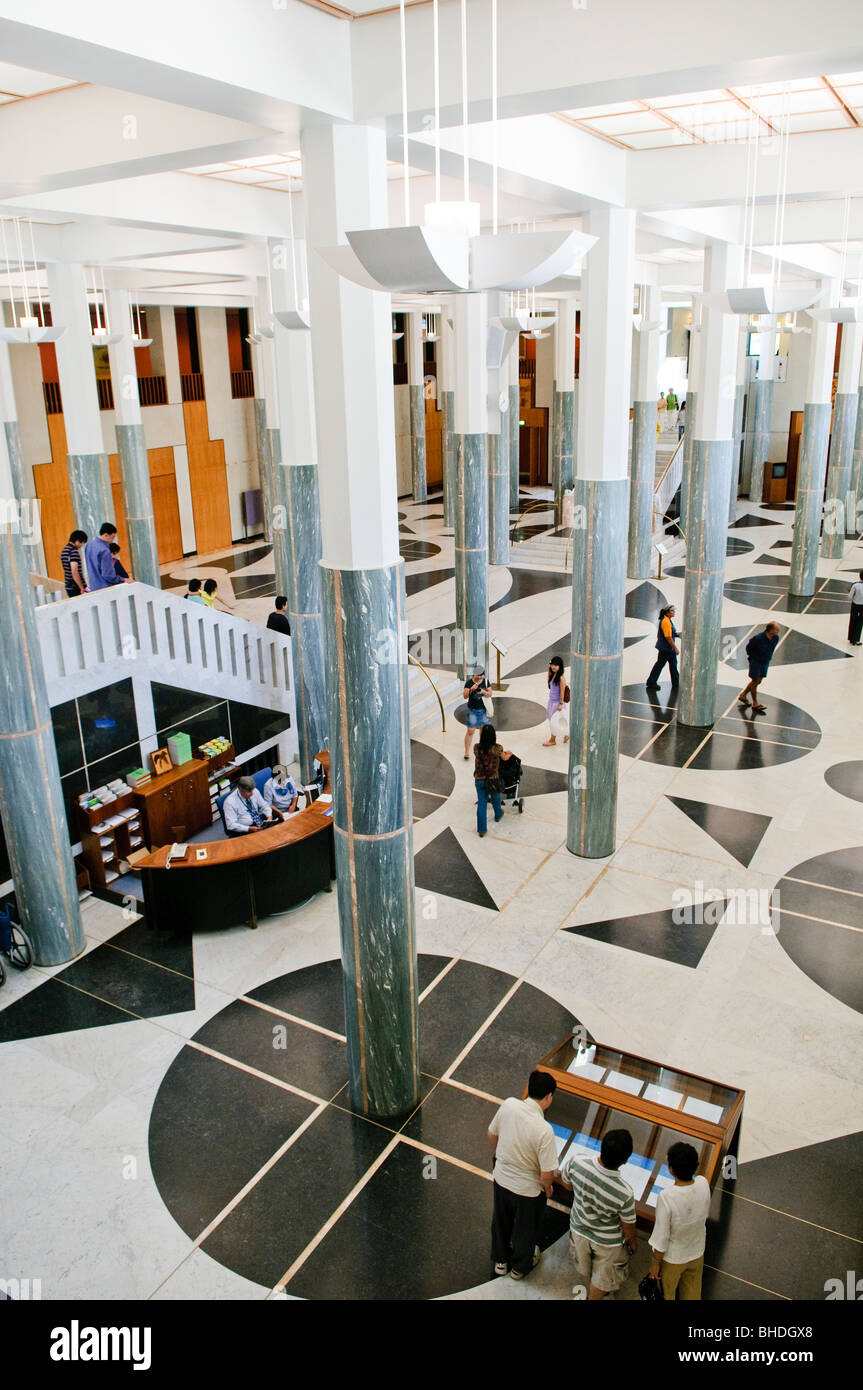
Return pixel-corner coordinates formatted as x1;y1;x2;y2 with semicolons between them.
223;776;281;836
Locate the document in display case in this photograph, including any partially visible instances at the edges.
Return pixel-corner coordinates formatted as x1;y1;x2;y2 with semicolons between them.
533;1034;744;1228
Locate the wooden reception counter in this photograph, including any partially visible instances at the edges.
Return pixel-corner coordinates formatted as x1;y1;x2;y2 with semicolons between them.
139;753;335;931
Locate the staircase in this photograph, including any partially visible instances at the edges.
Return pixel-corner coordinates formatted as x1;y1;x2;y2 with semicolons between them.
509;532;569;569
36;582;296;742
408;662;465;734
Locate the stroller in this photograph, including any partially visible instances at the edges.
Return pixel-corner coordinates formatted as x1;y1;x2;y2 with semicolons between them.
498;750;525;815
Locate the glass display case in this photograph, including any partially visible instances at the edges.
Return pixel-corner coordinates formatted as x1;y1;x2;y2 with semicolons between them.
534;1035;745;1227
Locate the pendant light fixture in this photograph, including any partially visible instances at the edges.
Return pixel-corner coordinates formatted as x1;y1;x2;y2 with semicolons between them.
0;217;65;343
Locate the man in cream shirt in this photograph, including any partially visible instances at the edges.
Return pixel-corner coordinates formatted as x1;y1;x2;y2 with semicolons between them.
648;1140;711;1300
487;1070;558;1280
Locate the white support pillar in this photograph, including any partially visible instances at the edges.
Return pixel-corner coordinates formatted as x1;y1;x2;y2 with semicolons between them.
46;261;112;540
567;206;635;858
822;319;863;556
0;336;43;572
790;280;839;594
629;285;662;578
453;291;490;679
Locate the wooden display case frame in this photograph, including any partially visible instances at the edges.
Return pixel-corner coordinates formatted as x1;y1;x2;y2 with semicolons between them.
533;1034;745;1229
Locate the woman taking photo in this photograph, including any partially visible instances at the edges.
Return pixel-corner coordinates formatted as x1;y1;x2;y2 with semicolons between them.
462;666;492;761
543;656;569;746
474;723;505;837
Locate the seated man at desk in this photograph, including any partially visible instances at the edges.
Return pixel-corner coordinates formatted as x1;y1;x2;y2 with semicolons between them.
223;776;283;836
263;765;299;816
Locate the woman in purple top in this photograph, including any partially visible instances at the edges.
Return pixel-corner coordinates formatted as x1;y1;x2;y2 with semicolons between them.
543;655;569;746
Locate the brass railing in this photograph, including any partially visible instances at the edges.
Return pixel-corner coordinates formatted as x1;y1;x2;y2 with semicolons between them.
407;652;446;733
509;496;554;543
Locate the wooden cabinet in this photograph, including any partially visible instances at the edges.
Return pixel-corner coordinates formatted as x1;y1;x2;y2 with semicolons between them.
133;758;211;849
76;794;144;890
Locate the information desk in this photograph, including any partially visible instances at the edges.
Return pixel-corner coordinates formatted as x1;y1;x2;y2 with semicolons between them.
534;1034;744;1229
138;753;335;932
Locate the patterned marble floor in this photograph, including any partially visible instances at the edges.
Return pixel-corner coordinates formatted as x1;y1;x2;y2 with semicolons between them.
2;487;862;1301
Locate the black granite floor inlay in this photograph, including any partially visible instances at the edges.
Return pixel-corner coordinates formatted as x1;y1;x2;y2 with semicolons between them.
414;826;498;911
404;567;454;597
666;795;772;867
400;539;441;561
564;902;723;967
516;764;571;797
724;573;851;615
489;567;571;612
753;553;791;566
730;513;782;528
625;580;670;621
725;537;756;555
772;847;863;1013
454;697;547;730
718;1130;863;1239
824;760;863;804
618;682;820;770
410;739;456;799
720;624;851;667
232;573;276;598
770;540;793;549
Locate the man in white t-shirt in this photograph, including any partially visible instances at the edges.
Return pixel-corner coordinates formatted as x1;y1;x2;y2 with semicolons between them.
648;1140;711;1300
487;1071;558;1280
848;570;863;646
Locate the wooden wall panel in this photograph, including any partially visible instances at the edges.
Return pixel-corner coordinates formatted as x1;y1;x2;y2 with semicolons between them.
108;453;130;560
33;414;72;582
182;400;232;555
150;447;183;565
425;404;443;486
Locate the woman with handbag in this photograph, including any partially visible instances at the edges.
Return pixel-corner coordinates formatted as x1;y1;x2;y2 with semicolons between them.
543;656;570;746
474;723;505;837
463;667;493;761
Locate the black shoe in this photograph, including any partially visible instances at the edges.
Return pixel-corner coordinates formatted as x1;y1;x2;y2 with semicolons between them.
646;682;660;689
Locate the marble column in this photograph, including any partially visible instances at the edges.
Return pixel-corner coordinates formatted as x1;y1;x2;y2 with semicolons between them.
747;326;775;502
488;430;510;567
567;206;634;860
0;515;84;965
303;121;419;1119
628;287;662;579
679;390;697;531
106;290;160;588
851;382;863;518
790;284;838;596
679;244;741;729
822;322;863;558
552;299;577;525
728;330;747;525
439;305;456;527
508;348;520;512
740;364;757;496
406;312;427;504
0;339;44;574
46;262;112;540
269;235;328;786
254;397;272;541
453;293;489;682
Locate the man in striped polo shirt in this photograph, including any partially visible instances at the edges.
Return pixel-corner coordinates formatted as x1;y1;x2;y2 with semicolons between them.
557;1128;638;1300
60;530;88;598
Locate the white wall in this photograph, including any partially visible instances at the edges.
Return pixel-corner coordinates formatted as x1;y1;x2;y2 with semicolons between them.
8;343;50;479
769;330;810;464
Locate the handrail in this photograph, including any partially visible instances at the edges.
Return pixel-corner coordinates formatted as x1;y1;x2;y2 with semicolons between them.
510;497;554;542
407;652;446;733
653;434;685;496
29;571;65;592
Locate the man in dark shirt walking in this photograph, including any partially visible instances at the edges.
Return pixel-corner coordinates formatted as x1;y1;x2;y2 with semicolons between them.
739;622;780;713
266;595;291;636
60;530;88;597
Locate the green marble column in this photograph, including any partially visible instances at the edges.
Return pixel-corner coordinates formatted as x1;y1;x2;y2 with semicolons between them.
851;384;863;517
254;398;273;542
4;421;44;575
320;560;420;1119
678;440;733;728
679;391;697;531
271;440;328;786
628;399;657;579
455;433;489;683
488;431;510;566
409;384;427;504
441;389;455;527
566;477;628;859
508;382;520;512
115;423;159;588
68;452;112;542
729;384;745;525
821;392;858;558
789;404;830;596
748;377;773;503
0;525;84;964
551;387;575;526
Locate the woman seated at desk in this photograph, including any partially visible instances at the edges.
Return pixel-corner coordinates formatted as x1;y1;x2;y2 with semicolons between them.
263;766;299;816
223;776;283;836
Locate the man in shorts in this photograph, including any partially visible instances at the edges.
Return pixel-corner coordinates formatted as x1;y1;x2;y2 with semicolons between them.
556;1128;638;1300
738;621;780;713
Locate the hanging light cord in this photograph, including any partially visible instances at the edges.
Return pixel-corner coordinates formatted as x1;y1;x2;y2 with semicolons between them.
491;0;498;234
461;0;469;205
400;0;410;226
433;0;441;206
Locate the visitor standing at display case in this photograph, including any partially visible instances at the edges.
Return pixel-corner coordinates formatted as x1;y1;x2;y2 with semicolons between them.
487;1071;558;1281
648;1142;710;1300
556;1128;639;1301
